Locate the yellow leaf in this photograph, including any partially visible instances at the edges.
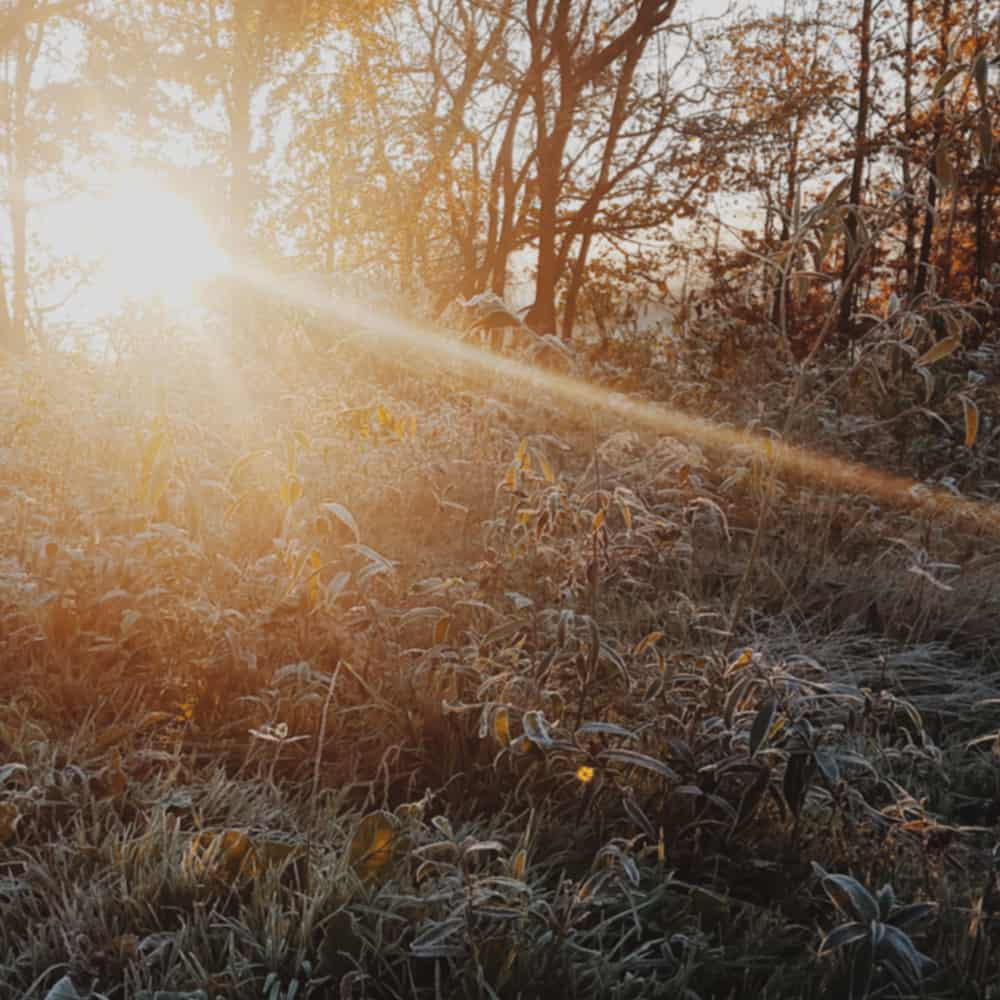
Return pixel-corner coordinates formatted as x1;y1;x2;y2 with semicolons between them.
511;848;527;879
620;501;632;532
139;711;176;727
657;827;666;864
0;802;20;844
591;509;606;534
308;550;322;607
349;811;397;881
634;631;664;656
104;749;128;800
504;466;517;491
140;430;165;498
434;616;451;644
963;396;980;448
93;724;134;753
148;460;170;511
728;649;753;673
395;794;429;824
227;449;267;492
934;140;957;190
539;454;555;483
376;404;390;428
499;944;518;986
183;829;260;883
254;839;302;871
515;439;528;468
915;335;961;367
493;707;511;745
279;473;303;507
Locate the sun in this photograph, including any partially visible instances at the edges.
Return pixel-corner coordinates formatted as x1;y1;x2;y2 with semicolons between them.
94;169;231;306
54;168;230;313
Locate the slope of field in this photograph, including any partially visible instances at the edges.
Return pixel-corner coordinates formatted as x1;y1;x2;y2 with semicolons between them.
2;327;1000;1000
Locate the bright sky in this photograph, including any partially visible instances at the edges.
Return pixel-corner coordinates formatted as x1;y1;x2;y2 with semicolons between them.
49;170;228;304
12;0;776;337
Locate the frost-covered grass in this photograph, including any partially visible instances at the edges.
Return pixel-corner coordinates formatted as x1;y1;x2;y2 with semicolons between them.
1;322;999;999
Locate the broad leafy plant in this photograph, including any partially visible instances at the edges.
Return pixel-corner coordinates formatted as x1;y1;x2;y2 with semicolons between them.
814;863;935;999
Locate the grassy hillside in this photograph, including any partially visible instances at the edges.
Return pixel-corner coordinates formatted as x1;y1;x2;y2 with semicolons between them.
2;325;1000;1000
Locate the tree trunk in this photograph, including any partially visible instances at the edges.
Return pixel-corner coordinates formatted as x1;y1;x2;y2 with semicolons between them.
527;143;568;336
914;0;951;299
228;0;254;348
901;0;917;298
0;262;11;350
838;0;872;337
8;4;42;353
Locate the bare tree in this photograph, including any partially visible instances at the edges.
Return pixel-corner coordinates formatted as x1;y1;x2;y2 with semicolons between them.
1;0;92;351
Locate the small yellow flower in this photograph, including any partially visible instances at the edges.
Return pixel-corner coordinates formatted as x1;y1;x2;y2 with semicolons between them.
576;765;595;784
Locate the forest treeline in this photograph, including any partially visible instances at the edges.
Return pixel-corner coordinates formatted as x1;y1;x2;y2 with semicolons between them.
0;0;997;357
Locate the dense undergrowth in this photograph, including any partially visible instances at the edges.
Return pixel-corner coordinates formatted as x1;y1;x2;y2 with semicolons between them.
2;316;1000;1000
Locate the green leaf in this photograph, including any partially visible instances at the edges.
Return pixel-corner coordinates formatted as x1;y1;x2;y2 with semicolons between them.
575;721;638;740
962;395;980;448
735;765;771;826
820;873;880;924
888;901;935;930
410;917;466;958
814;748;841;785
522;710;554;748
44;977;82;1000
973;52;989;106
782;751;814;818
748;698;777;756
346;543;397;582
819;921;870;954
326;570;351;601
932;63;963;100
820;176;851;213
460;291;524;331
880;924;933;988
0;763;28;784
848;927;876;1000
320;501;360;543
600;748;679;781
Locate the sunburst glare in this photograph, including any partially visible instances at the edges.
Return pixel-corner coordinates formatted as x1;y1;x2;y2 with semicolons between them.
52;168;230;313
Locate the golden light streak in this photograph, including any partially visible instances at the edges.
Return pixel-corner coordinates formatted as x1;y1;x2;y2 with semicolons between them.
235;260;1000;535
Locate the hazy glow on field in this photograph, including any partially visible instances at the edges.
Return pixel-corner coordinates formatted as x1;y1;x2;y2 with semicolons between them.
237;260;1000;537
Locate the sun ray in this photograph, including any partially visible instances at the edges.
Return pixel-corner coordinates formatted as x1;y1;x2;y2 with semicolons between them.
235;259;1000;537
